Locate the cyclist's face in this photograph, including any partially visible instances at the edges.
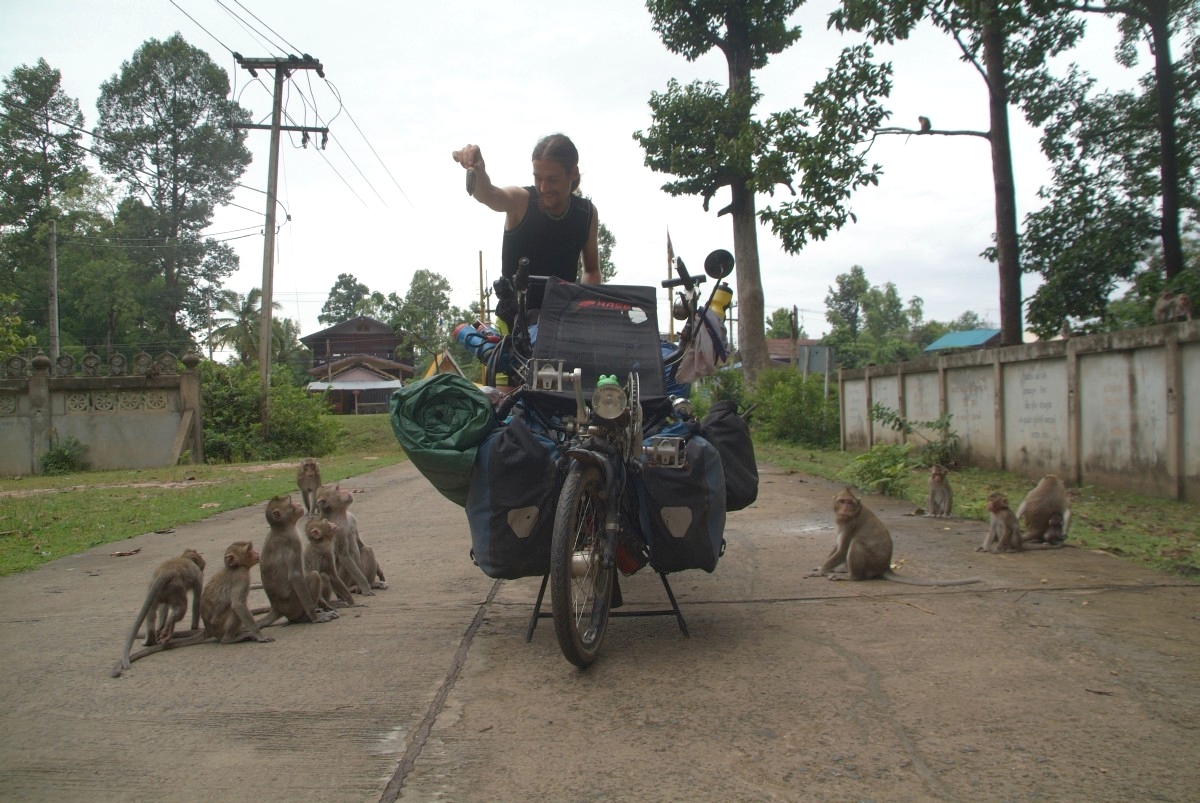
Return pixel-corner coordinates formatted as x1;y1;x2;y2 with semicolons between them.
532;159;575;216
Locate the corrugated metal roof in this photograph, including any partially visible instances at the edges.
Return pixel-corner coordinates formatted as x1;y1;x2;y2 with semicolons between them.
923;329;1002;351
307;379;404;391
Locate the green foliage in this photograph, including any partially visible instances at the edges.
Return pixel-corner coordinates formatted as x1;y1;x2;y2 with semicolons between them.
319;273;383;325
200;361;339;462
869;402;960;467
840;442;912;497
689;367;746;419
94;33;251;341
746;368;839;447
0;292;35;357
40;434;89;475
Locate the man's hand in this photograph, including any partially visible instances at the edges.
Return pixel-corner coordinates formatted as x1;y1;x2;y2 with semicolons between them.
452;144;483;171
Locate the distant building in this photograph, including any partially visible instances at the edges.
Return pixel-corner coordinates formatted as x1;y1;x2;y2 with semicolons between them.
923;329;1002;353
766;338;835;373
300;316;415;414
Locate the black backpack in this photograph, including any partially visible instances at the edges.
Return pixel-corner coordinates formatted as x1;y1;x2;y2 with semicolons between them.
700;399;758;511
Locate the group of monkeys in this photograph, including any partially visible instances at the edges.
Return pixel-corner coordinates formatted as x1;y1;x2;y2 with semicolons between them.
111;458;387;678
1153;290;1194;325
809;468;1071;586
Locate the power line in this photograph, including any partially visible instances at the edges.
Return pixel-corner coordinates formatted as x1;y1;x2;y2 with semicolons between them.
212;0;285;57
232;0;304;55
324;80;412;206
169;0;234;54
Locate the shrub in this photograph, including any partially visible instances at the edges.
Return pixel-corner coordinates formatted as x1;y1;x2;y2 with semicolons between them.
869;403;960;468
748;368;839;447
41;434;89;475
200;361;340;462
840;442;913;497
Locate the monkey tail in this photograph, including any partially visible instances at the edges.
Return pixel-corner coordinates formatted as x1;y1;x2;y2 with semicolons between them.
111;632;209;678
882;571;982;587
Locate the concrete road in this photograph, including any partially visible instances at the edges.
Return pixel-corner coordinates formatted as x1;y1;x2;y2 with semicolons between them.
1;461;1197;802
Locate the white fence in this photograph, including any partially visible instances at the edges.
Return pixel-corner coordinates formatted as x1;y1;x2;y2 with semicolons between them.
838;320;1199;502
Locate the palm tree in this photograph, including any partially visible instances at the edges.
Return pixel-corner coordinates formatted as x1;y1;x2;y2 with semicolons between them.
208;288;281;366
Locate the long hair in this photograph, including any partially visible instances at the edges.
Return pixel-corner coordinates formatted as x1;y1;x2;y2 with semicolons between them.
531;133;580;192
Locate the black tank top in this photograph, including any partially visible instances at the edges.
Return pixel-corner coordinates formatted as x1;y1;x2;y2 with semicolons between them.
502;187;593;308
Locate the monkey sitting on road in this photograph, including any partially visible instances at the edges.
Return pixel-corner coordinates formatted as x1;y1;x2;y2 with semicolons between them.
315;483;387;595
978;492;1022;553
296;458;321;515
114;548;205;676
1017;475;1071;547
809;488;982;586
303;516;359;609
257;494;338;627
112;542;271;677
926;464;953;517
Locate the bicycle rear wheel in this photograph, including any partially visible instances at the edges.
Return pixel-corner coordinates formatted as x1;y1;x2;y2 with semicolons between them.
550;462;614;667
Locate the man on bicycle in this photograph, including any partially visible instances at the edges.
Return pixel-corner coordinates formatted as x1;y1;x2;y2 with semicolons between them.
452;133;601;321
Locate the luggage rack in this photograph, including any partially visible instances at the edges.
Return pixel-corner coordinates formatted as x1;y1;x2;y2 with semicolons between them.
524;570;690;642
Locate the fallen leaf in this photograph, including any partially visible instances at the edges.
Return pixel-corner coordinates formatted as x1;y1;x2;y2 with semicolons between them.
154;528;175;534
110;548;142;557
201;502;220;509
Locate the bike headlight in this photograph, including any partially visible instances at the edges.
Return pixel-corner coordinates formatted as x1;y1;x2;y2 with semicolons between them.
591;383;628;422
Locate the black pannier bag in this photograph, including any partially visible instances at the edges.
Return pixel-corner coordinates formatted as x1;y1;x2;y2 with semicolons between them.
465;412;564;579
637;433;727;573
534;279;666;397
700;399;758;511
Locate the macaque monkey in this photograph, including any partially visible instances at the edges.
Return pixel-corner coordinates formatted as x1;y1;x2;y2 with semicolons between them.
200;541;276;643
1154;291;1193;324
978;492;1022;553
1045;513;1067;546
315;483;387;594
926;464;953;517
809;488;981;586
1017;475;1071;547
303;516;358;608
112;542;272;677
115;549;205;675
296;458;322;515
918;115;931;132
257;494;338;626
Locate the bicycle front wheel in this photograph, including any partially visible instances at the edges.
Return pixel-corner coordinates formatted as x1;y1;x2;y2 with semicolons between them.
549;462;614;668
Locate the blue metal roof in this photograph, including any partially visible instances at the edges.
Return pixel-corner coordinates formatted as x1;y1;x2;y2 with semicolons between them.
923;329;1002;352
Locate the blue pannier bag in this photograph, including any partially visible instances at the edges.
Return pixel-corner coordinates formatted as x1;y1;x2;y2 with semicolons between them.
637;432;727;573
465;411;565;579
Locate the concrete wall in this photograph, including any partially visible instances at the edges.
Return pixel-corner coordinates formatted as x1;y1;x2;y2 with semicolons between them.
838;320;1199;502
0;350;203;476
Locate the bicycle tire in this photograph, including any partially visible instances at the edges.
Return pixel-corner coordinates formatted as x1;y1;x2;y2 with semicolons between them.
549;462;613;667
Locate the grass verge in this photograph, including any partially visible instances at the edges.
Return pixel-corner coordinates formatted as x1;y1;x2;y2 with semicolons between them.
756;441;1199;578
0;414;406;576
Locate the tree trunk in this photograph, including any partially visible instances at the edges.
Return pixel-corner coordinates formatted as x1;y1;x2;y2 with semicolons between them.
981;3;1024;346
731;182;768;381
1149;11;1184;280
722;18;769;383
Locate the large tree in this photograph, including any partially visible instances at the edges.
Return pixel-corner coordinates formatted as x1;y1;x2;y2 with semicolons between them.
319;272;384;324
94;33;251;347
1019;2;1198;332
832;0;1083;346
384;269;470;369
0;59;89;336
636;0;891;381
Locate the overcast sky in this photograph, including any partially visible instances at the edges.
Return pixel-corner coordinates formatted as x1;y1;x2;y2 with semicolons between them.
4;0;1138;340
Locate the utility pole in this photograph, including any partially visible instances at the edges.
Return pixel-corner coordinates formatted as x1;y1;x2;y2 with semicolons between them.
233;53;327;434
48;220;59;360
